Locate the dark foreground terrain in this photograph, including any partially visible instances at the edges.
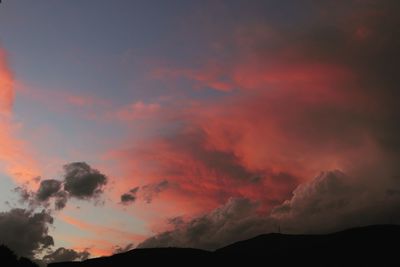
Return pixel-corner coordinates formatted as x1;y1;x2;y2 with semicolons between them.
4;225;400;267
48;225;400;266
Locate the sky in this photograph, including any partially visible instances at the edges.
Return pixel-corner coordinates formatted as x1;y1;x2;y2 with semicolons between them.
1;0;400;263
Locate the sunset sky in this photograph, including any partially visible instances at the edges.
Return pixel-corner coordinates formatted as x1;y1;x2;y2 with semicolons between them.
1;0;400;263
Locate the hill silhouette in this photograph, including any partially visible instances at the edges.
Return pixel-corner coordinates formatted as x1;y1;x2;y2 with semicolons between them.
43;225;400;266
0;245;39;267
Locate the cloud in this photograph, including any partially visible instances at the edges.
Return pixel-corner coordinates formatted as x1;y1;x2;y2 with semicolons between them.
15;162;108;210
59;215;145;251
120;187;139;205
112;243;134;254
54;191;68;210
0;47;40;184
138;197;266;250
119;180;170;205
270;170;400;233
36;179;62;202
141;180;169;203
0;48;14;115
0;209;54;258
108;1;400;226
139;168;400;250
43;247;90;263
63;162;108;199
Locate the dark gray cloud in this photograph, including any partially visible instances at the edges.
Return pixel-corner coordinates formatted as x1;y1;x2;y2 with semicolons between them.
120;193;136;203
63;162;108;199
36;179;62;202
43;247;90;263
269;170;400;233
14;162;108;210
54;191;68;210
139;168;400;250
138;197;267;250
0;209;54;258
120;187;139;205
121;193;136;205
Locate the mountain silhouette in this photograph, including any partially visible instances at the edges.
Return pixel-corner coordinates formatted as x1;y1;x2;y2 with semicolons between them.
42;225;400;266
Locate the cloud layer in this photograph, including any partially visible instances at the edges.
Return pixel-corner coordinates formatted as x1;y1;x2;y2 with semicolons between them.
110;0;400;223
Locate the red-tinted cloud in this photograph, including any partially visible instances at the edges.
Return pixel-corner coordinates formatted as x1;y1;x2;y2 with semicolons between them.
0;48;40;184
109;1;400;225
0;49;13;115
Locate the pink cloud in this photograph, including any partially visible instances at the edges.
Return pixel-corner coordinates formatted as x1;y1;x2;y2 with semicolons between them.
107;5;399;224
0;48;41;185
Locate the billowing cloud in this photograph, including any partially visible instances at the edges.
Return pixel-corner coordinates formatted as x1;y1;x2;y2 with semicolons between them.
15;162;108;210
63;162;108;199
270;170;400;233
0;209;54;258
138;197;264;250
43;247;90;263
139;168;400;250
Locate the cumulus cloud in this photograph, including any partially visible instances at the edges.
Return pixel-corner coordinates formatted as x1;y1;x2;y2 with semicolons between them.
36;179;62;202
43;247;90;263
270;170;400;233
139;169;400;250
63;162;108;199
0;209;54;258
138;197;267;250
15;162;108;210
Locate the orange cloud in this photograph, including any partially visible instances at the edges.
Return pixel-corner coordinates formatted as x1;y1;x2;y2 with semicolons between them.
108;16;392;222
60;215;146;244
111;56;371;216
105;3;400;240
0;49;13;115
0;48;40;185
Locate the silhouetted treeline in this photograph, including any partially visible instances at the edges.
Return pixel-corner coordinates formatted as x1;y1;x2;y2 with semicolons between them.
0;245;39;267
